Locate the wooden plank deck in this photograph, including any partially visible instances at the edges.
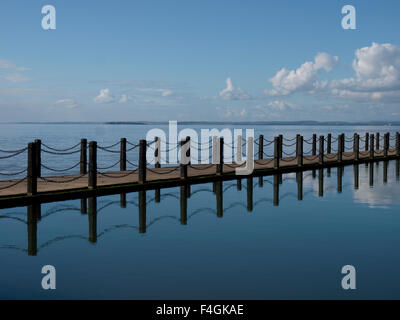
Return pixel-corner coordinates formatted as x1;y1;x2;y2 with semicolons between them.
0;150;398;203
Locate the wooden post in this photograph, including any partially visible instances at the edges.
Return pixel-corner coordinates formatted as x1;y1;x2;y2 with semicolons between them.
80;139;87;174
397;132;400;156
337;135;342;162
369;161;374;187
341;133;345;155
27;142;37;196
365;132;369;151
180;139;187;179
258;135;263;160
88;141;97;189
139;140;146;183
279;135;283;159
319;135;324;164
274;137;280;169
370;134;375;159
384;133;389;158
120;193;126;208
237;178;242;190
216;137;224;175
312;134;317;156
376;132;380;150
354;134;359;161
155;188;161;203
383;161;388;183
138;190;146;233
297;135;303;166
155;137;161;168
327;134;332;154
120;138;126;171
34;139;41;178
353;133;357;152
180;185;188;224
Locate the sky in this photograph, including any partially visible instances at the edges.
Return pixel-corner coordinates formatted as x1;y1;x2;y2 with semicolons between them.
0;0;400;122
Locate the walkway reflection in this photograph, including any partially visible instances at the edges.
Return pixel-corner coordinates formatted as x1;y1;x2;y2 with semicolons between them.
1;159;400;256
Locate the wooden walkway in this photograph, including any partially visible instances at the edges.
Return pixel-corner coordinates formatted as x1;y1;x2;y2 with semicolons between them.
0;149;398;207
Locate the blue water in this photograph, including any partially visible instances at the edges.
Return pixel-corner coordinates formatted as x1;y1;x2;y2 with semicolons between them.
0;124;400;299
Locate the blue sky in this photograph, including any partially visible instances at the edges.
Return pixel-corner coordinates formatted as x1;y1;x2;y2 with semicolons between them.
1;0;400;122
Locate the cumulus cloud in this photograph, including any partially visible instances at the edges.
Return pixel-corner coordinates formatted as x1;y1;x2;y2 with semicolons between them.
56;99;78;109
94;88;115;103
267;100;299;111
161;89;173;97
330;42;400;101
219;77;251;100
266;53;338;96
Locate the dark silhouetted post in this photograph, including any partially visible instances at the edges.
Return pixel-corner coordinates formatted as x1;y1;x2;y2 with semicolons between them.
353;164;359;190
297;135;303;166
247;177;253;212
155;137;161;168
27;204;38;256
120;138;126;171
312;134;317;157
397;132;400;156
138;190;146;233
88;197;97;243
180;185;187;225
384;133;389;158
319;135;324;164
27;142;37;196
279;135;283;159
327;134;332;154
365;132;369;151
353;133;357;152
180;139;188;179
258;135;263;161
354;134;359;161
216;137;224;175
216;181;223;217
80;139;87;174
155;189;161;203
337;135;342;163
274;137;280;169
297;171;303;200
376;132;380;150
370;134;375;160
34;139;41;178
139;140;146;183
88;141;97;189
273;174;279;206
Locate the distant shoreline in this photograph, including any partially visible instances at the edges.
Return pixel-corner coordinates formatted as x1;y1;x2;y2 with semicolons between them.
1;121;400;126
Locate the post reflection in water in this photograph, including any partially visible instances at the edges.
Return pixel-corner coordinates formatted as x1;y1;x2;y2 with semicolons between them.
273;174;279;206
296;171;303;201
88;197;97;243
5;159;400;257
354;164;359;190
139;190;146;234
180;185;187;225
247;177;253;212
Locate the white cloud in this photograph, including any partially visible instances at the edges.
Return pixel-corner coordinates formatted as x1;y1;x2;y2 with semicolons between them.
56;99;78;109
0;59;30;71
267;100;299;111
2;73;30;83
119;94;131;103
161;89;173;97
330;42;400;102
219;77;251;100
266;52;338;96
94;88;115;103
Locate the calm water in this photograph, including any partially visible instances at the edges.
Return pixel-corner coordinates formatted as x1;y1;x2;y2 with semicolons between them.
1;124;400;299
